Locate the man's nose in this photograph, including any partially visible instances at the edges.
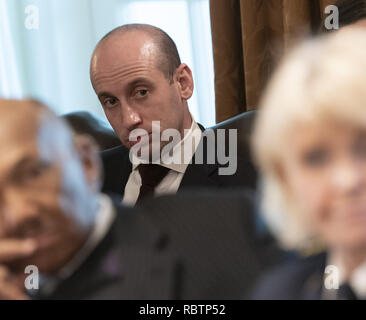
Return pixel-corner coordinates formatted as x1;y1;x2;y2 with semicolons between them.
121;104;142;131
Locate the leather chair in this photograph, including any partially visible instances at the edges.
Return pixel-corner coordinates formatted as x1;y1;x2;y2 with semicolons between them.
62;111;121;150
210;110;256;164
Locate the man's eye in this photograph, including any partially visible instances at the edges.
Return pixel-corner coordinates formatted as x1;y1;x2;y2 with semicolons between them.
136;89;148;98
28;163;49;178
104;98;118;108
16;163;49;184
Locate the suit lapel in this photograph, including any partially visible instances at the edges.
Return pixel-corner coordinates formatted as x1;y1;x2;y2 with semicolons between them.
302;271;324;300
179;161;222;190
40;210;179;299
301;253;327;300
102;212;179;299
106;145;132;197
118;247;179;299
45;247;177;299
179;123;222;190
120;149;132;198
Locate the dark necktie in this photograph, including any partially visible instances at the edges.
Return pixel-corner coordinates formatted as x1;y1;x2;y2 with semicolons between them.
136;164;170;204
336;283;358;300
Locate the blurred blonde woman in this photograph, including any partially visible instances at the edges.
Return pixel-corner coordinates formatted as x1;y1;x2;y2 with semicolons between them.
251;29;366;300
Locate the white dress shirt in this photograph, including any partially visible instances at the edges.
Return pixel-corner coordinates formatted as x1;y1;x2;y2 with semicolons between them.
123;116;202;206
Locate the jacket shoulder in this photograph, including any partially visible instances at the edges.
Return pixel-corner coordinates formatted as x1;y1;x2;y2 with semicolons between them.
251;252;326;299
101;144;129;161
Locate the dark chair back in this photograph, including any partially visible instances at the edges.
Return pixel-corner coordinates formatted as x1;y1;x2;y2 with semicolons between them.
62;111;121;150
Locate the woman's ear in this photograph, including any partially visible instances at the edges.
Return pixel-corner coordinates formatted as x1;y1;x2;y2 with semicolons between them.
175;63;194;100
73;134;102;193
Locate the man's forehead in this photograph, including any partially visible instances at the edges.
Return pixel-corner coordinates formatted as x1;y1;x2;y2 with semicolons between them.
0;123;40;181
0;99;43;117
101;30;155;51
0;100;64;161
0;100;40;138
0;100;40;131
91;52;163;93
92;31;159;71
0;103;66;173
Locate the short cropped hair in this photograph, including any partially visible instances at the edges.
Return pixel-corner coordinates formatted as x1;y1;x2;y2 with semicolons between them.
97;24;181;82
252;29;366;252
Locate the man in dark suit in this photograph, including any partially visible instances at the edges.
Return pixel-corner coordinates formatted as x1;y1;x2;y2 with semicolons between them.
0;98;279;299
90;24;257;205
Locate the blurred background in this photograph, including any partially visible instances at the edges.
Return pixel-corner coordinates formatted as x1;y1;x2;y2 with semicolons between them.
0;0;215;127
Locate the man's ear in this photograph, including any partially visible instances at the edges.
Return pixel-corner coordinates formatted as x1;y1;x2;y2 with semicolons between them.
73;134;102;193
175;63;194;100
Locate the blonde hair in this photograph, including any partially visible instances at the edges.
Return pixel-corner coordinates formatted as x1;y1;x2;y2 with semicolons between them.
252;29;366;252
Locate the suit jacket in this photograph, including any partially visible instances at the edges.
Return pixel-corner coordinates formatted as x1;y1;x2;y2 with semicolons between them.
101;125;257;198
37;204;178;299
251;252;327;300
139;189;282;299
38;190;281;299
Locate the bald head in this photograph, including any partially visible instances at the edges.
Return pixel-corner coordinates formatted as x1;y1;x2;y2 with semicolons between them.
0;99;73;159
0;98;48;128
91;24;181;82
